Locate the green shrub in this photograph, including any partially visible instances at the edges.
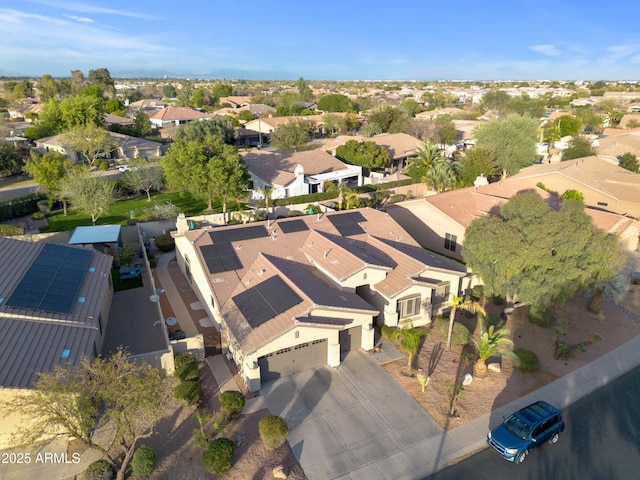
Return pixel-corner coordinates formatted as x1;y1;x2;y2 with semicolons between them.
31;211;45;220
388;194;405;204
471;285;484;301
202;438;234;476
99;161;110;171
173;380;201;406
436;317;471;347
528;306;554;328
0;224;24;236
84;459;115;480
131;445;157;476
37;199;51;213
220;390;245;418
174;352;197;380
306;204;321;214
381;324;401;341
491;295;504;305
154;232;175;252
513;348;540;373
258;415;288;451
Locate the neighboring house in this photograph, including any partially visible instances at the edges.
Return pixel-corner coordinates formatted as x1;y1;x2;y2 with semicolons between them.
616;113;640;129
296;101;318;110
452;119;482;144
33;132;166;164
386;177;640;259
0;237;113;448
146;106;211;127
172;208;470;391
510;156;640;217
596;130;640;159
243;149;363;199
104;112;135;130
128;98;168;113
219;96;252;108
415;107;466;121
244;112;358;138
211;104;277;119
7;101;41;121
628;103;640;113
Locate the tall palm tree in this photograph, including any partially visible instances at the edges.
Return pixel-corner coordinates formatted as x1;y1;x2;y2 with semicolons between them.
446;297;486;350
406;141;443;179
258;185;272;225
471;314;518;378
400;328;426;372
424;158;457;193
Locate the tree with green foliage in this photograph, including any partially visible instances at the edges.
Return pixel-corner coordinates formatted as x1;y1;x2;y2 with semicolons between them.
237;109;256;122
60;124;118;165
322;113;347;135
38;74;61;102
269;119;315;152
163;84;177;98
163;135;248;214
481;90;511;110
405;141;443;180
121;157;165;201
618;152;639;172
202;438;235;475
1;349;169;480
455;147;498;186
59;94;105;128
0;142;22;176
59;166;116;224
503;94;547;118
473;114;539;179
318;93;353;112
562;135;597;161
172;117;237;145
212;83;233;102
258;416;288;451
23;150;73;207
87;67;115;95
133;110;152;137
398;98;422;118
424;157;457;193
573;106;602;133
462;192;625;313
367;105;407;133
24;98;64;140
434;115;457;145
296;77;314;102
335;139;391;171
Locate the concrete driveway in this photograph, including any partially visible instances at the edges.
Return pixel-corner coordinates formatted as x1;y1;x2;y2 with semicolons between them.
261;350;444;480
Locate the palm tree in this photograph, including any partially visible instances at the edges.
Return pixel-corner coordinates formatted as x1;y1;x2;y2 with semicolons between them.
400;328;426;372
406;141;443;180
587;257;635;314
471;314;518;378
447;297;486;350
258;185;272;225
424;158;457;193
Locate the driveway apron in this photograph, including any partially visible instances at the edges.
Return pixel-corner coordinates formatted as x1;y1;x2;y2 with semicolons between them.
261;350;444;479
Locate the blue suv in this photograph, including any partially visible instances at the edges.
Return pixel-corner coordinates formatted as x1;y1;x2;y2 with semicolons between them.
487;400;565;463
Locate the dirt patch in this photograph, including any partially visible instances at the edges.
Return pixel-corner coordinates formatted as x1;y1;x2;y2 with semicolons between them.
383;287;640;430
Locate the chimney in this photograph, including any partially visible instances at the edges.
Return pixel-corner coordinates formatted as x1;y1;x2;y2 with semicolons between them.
176;213;189;234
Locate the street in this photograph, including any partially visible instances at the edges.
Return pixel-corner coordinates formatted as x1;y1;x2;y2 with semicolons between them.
423;364;640;480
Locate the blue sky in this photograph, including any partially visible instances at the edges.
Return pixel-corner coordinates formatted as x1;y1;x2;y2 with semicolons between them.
2;0;640;80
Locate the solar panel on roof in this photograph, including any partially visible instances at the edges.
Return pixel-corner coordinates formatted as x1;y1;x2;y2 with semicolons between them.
6;243;92;314
209;225;268;244
232;275;303;328
328;211;367;236
200;244;242;274
279;219;309;234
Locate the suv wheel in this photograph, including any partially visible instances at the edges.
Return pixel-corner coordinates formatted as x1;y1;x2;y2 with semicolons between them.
551;432;560;444
516;451;527;464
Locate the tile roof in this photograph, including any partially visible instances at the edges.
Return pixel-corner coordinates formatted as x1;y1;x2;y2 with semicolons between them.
321;133;424;160
243;149;354;186
147;107;211;121
185;208;467;353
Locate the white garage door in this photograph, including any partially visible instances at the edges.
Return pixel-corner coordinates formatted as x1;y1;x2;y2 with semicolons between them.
259;339;327;382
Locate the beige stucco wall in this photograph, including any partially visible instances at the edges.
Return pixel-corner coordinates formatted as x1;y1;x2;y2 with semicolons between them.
0;389;52;450
385;200;466;260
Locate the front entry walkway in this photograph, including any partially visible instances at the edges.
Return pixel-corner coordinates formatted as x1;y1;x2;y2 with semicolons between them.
261;350;444;479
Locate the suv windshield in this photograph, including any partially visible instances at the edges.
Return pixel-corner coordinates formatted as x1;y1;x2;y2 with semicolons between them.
503;415;531;439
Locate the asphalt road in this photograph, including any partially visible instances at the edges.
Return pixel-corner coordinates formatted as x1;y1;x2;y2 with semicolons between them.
423;365;640;480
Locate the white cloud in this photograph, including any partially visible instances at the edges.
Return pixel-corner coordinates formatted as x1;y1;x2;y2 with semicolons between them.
23;0;158;20
529;44;561;56
65;15;94;23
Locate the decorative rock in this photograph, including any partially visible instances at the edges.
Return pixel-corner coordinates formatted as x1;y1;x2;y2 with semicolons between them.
462;373;473;386
273;464;288;479
488;362;501;373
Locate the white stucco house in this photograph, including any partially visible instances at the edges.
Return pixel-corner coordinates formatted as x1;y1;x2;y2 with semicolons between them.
243;149;363;200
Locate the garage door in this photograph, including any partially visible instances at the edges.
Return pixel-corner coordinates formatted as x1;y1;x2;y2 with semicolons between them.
259;339;327;382
339;325;362;359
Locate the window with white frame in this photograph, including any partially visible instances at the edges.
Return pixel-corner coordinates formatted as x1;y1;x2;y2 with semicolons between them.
397;295;422;319
433;282;451;306
444;233;457;252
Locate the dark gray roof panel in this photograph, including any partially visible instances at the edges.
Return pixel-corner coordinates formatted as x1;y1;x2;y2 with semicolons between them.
232;275;303;328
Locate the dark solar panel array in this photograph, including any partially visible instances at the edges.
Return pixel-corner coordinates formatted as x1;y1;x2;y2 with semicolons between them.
200;244;242;274
209;225;268;244
279;219;309;234
232;275;303;328
6;244;92;314
328;211;367;236
201;225;268;274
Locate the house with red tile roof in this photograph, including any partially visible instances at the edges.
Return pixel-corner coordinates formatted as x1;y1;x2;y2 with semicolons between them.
172;208;470;391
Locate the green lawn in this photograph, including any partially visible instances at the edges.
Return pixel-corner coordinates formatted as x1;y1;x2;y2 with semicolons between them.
44;191;242;232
